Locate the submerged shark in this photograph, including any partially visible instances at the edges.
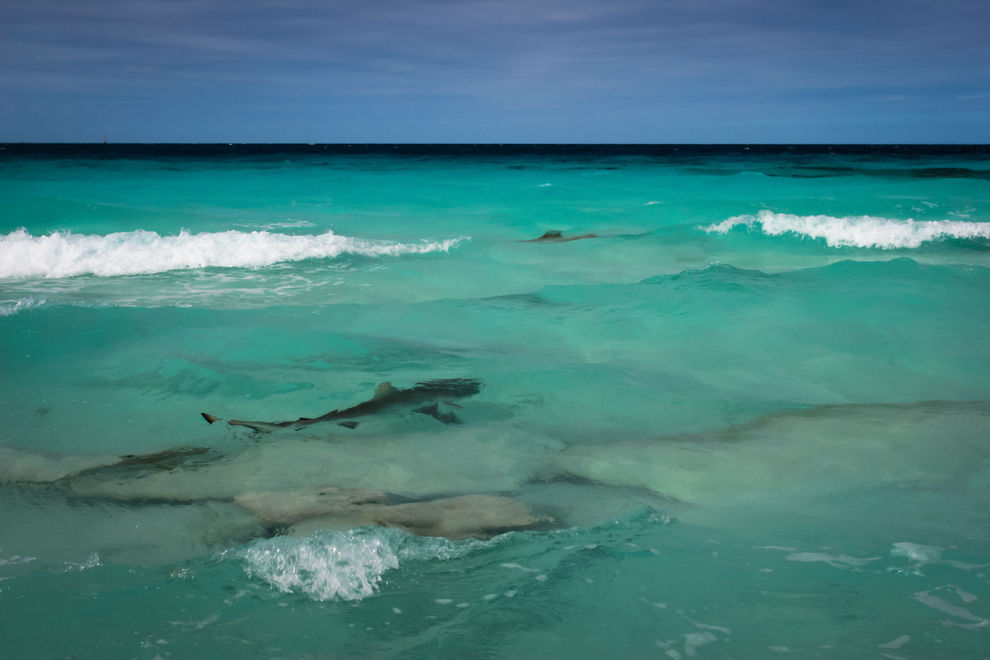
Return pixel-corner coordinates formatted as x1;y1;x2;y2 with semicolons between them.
2;442;553;541
234;487;552;540
0;376;559;544
523;230;598;243
201;378;483;432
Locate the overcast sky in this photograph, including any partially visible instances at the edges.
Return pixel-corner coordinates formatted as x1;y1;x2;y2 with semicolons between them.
2;0;988;143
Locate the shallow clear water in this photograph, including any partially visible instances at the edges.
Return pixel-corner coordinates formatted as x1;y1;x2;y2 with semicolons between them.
2;144;990;658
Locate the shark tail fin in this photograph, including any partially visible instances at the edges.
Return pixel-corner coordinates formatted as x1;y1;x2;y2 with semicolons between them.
201;412;222;424
373;382;396;400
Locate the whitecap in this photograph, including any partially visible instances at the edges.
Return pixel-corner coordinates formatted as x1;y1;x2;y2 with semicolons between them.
0;228;466;279
702;210;990;249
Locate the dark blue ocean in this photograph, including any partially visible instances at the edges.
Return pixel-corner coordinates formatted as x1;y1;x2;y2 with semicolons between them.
2;144;990;658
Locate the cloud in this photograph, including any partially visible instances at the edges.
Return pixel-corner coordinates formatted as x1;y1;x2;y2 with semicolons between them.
6;0;981;90
2;0;989;141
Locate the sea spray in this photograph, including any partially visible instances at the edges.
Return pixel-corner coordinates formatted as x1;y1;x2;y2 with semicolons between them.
236;527;488;602
239;529;400;601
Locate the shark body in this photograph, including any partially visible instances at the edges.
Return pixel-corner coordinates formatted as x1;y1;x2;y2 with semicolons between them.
202;378;483;432
2;441;551;541
0;377;547;542
523;230;598;243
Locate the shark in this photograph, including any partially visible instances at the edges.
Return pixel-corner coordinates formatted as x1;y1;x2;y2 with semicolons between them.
2;442;553;542
234;487;553;540
523;230;598;243
0;375;558;545
201;378;483;432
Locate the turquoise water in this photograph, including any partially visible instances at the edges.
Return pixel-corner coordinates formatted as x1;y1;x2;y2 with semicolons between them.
2;144;990;658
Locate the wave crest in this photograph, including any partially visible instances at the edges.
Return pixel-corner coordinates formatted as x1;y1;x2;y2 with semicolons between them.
703;210;990;249
0;228;466;279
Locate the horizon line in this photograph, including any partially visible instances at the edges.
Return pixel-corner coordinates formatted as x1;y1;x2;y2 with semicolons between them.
4;141;990;147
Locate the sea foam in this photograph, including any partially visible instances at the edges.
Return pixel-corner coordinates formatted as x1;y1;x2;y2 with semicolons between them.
703;210;990;249
0;297;47;317
237;527;483;602
0;228;465;279
240;529;400;602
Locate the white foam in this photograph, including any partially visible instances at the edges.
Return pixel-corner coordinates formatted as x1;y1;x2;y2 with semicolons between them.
784;552;881;570
702;210;990;249
913;588;988;627
0;554;36;566
0;297;47;316
0;228;466;279
683;632;717;656
891;542;942;563
237;527;482;602
947;584;978;603
240;529;400;602
60;552;101;572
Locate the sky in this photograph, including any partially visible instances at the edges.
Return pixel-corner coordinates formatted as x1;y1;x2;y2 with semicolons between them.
1;0;988;143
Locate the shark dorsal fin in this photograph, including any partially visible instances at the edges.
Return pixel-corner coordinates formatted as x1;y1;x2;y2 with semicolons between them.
373;382;396;400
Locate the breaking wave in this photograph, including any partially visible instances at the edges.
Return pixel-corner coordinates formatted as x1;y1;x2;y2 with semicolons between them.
703;210;990;249
0;228;466;279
